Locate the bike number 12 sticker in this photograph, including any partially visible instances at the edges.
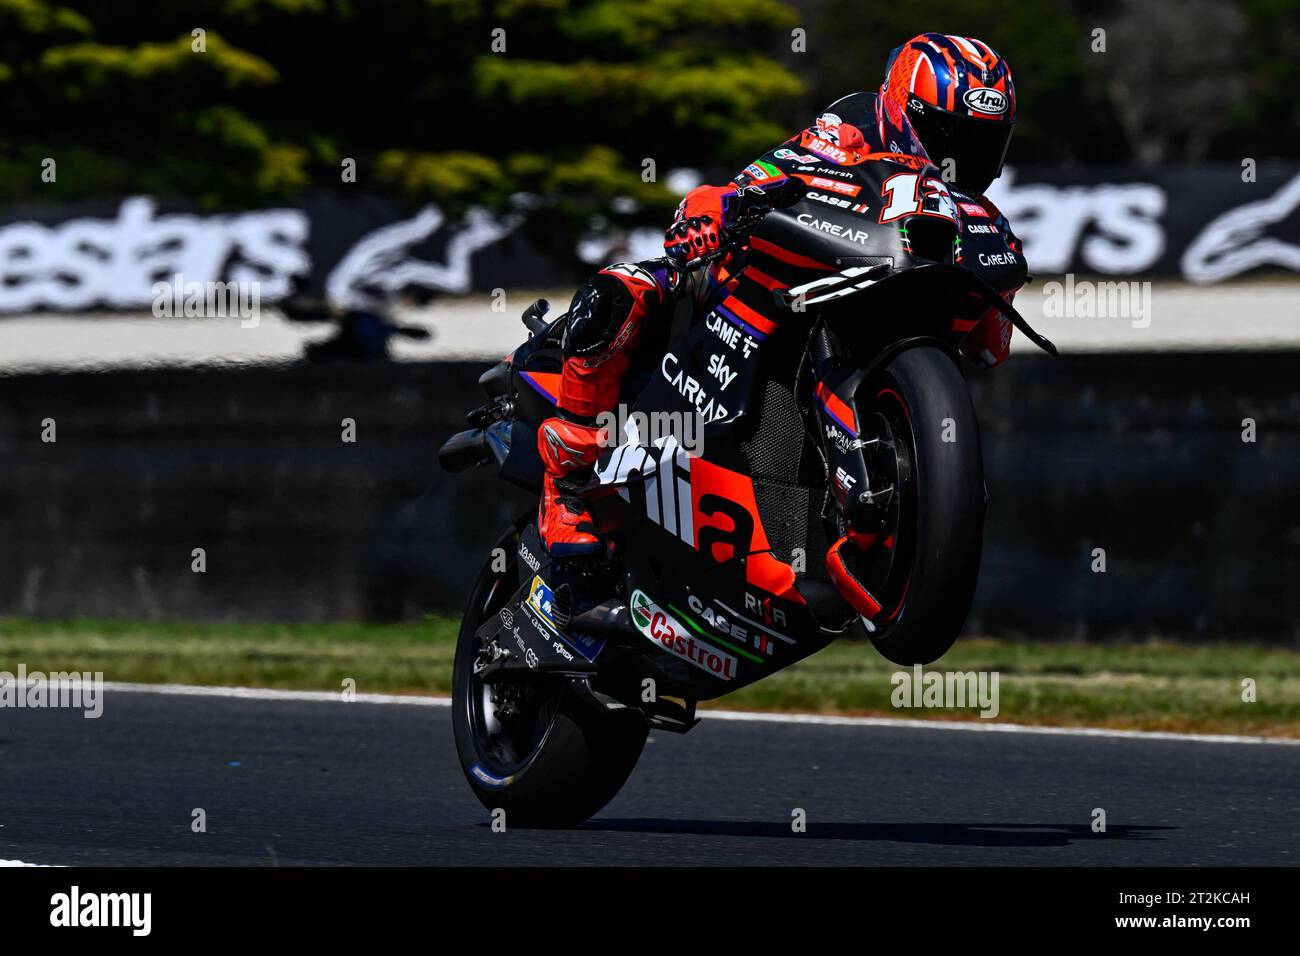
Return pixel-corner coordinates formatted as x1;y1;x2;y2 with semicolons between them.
878;172;959;223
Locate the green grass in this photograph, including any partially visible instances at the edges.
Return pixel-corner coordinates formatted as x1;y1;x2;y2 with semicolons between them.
2;617;1298;737
717;638;1300;737
0;617;460;696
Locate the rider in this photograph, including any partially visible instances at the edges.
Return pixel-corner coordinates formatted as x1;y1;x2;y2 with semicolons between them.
537;33;1024;557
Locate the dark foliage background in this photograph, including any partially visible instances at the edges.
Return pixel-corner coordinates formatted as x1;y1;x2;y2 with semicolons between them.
5;0;1294;223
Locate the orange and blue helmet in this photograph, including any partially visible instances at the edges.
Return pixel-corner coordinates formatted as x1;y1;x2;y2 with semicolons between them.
881;34;1016;195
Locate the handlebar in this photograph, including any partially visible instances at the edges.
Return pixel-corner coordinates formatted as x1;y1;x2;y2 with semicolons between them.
521;298;550;336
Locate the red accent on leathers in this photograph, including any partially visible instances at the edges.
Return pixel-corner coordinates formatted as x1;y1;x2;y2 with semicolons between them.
556;266;660;420
676;184;735;224
542;265;660;554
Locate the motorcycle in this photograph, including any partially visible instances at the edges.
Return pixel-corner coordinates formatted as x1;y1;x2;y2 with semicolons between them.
439;153;1057;826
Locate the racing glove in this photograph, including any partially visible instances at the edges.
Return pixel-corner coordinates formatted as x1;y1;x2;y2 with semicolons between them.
663;185;735;269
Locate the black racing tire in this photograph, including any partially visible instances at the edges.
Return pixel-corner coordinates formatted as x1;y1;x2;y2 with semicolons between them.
450;521;647;828
861;346;984;665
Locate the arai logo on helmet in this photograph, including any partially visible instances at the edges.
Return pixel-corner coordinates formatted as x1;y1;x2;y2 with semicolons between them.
963;87;1008;115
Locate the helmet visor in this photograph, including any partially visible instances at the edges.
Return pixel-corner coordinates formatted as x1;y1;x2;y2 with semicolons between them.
906;95;1014;195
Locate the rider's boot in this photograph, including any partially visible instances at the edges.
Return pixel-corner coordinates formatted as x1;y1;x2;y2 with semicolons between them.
536;417;605;557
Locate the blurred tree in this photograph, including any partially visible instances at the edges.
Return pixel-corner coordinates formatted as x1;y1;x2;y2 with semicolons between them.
1233;0;1300;161
0;0;803;226
0;0;1294;222
1092;0;1247;165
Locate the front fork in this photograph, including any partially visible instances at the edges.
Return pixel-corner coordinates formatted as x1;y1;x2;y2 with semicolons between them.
807;325;895;622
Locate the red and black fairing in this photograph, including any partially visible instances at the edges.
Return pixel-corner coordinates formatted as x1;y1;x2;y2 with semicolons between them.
568;149;1032;700
462;137;1034;701
577;259;830;699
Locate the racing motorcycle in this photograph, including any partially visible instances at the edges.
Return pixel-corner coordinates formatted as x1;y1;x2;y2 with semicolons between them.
439;153;1057;827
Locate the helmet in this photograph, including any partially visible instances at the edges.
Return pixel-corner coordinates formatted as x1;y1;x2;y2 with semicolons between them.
880;34;1016;195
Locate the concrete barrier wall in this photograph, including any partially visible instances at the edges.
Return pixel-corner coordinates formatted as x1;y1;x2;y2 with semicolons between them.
0;362;534;622
1;354;1296;639
967;352;1299;641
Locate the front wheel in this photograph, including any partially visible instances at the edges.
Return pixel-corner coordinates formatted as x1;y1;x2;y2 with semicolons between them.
856;346;985;665
450;521;647;827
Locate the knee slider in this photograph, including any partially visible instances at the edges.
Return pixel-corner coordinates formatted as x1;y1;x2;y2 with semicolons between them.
561;272;634;358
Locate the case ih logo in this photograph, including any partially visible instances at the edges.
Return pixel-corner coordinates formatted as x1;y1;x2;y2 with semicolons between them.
963;87;1008;115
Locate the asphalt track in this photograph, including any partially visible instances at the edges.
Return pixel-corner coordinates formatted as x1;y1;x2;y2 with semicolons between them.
2;685;1298;866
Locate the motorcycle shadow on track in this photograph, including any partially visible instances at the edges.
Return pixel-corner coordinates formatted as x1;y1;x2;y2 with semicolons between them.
569;820;1173;848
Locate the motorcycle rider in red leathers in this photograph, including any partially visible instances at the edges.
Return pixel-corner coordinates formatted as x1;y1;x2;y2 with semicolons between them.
537;33;1026;557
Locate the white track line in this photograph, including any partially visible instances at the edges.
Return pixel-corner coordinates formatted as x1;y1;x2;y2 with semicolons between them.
99;681;1300;747
0;859;61;867
100;681;450;707
699;709;1300;746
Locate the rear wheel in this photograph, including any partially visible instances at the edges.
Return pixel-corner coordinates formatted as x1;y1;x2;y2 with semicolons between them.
450;521;647;827
855;346;984;664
